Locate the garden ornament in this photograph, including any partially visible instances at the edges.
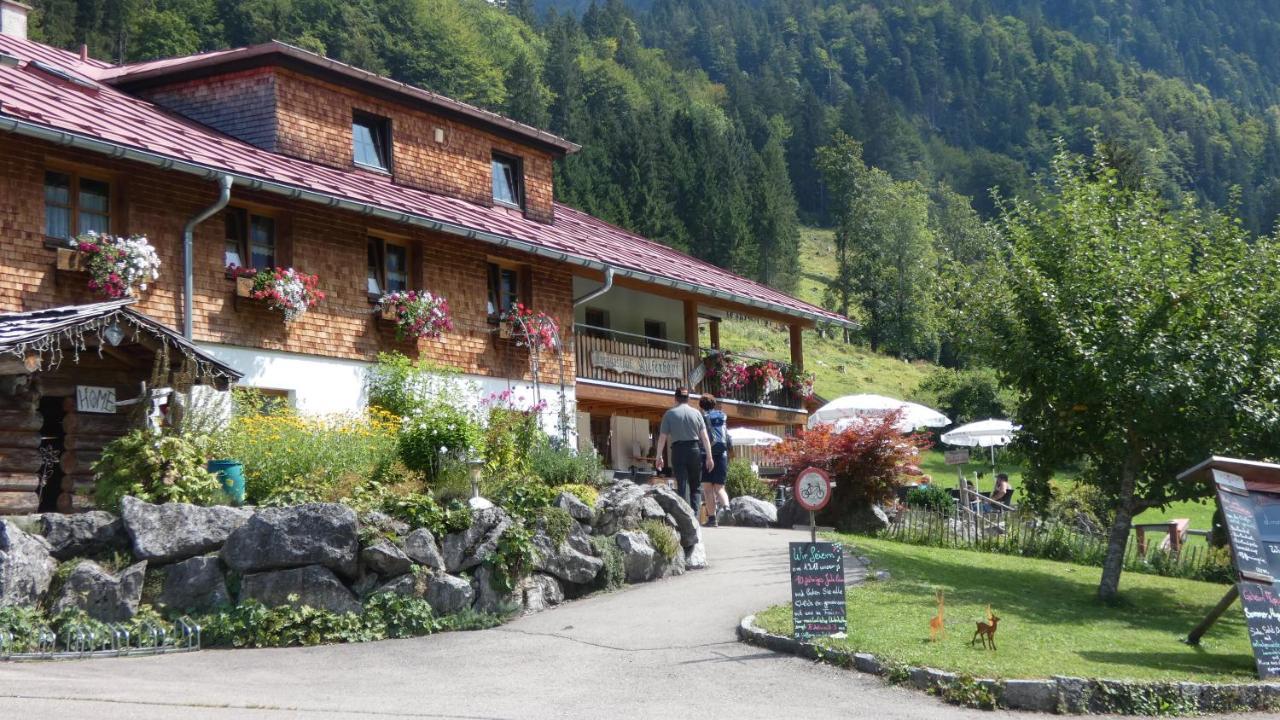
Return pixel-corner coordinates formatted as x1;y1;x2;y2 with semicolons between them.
928;589;945;642
971;605;1000;650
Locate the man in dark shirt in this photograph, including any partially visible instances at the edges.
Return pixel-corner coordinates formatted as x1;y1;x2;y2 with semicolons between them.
654;387;714;514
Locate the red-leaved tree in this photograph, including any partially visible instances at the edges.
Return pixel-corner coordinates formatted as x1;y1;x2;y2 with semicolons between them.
768;412;930;530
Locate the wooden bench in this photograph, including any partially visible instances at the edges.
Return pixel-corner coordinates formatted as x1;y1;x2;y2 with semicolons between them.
1133;518;1190;557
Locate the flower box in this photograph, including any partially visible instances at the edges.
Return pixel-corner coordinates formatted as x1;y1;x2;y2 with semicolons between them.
232;268;324;323
498;323;513;340
374;290;454;341
379;304;398;322
55;246;88;273
58;234;160;298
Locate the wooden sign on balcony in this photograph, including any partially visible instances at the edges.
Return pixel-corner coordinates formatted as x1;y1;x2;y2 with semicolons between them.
591;351;685;380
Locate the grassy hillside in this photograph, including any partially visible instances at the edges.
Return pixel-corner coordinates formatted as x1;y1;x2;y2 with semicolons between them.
718;228;933;400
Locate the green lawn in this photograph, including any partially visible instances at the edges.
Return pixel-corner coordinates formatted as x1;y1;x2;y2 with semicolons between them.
759;535;1255;682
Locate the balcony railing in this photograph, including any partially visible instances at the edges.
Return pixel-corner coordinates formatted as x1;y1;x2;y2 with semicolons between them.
573;324;805;410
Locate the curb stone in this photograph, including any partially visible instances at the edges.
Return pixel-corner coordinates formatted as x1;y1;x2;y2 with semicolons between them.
736;614;1280;715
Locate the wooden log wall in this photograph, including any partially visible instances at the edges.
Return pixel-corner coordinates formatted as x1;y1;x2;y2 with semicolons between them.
0;352;139;515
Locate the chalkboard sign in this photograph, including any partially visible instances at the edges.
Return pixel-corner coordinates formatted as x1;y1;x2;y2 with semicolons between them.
1239;582;1280;679
1216;487;1275;583
790;542;846;640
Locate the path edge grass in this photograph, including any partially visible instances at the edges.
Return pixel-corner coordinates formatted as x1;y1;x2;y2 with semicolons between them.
737;614;1280;715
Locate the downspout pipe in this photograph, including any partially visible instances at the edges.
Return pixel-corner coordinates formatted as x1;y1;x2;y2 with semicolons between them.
182;175;233;339
573;267;614;307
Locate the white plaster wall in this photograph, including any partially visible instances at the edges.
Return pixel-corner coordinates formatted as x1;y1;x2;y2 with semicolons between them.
197;342;576;441
572;277;686;341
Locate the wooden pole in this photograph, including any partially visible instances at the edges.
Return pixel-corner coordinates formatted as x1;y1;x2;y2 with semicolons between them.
1186;585;1239;645
789;323;804;370
683;300;699;353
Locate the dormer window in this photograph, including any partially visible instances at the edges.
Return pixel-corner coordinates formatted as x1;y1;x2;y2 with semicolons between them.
491;153;524;210
353;111;391;172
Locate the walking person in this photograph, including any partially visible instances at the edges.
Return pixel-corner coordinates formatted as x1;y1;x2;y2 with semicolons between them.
699;395;732;526
654;387;714;516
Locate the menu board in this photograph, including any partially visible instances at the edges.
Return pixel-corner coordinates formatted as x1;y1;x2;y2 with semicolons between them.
1239;582;1280;679
1216;486;1275;583
790;542;847;640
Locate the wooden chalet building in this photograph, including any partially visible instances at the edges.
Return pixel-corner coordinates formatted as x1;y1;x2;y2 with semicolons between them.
0;2;853;512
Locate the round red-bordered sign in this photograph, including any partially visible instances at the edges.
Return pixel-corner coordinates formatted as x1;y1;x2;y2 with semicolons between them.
794;466;832;512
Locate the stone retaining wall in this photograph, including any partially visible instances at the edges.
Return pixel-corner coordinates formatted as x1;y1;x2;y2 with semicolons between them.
0;481;705;628
737;615;1280;715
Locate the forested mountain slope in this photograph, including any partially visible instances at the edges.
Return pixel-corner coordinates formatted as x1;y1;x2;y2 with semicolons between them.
26;0;1280;307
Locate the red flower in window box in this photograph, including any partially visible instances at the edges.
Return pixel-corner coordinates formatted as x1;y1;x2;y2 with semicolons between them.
230;265;324;323
376;290;454;341
499;303;559;352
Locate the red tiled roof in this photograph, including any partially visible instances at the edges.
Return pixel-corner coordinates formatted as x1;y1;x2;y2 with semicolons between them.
0;34;854;328
94;42;579;156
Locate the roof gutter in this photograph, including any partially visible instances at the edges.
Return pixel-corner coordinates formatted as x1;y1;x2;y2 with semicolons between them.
0;116;857;330
573;267;614;307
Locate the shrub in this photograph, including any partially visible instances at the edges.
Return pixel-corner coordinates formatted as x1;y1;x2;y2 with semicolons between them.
197;597;440;648
641;519;679;562
381;491;471;538
365;352;475;418
93;430;221;510
398;403;482;479
484;478;557;520
216;409;399;505
535;506;573;547
906;484;955;513
769;412;931;531
530;443;604;487
558;483;599;509
725;458;772;500
482;403;543;481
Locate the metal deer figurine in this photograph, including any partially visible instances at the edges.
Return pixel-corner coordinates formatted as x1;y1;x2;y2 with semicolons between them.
971;604;1000;650
928;589;945;642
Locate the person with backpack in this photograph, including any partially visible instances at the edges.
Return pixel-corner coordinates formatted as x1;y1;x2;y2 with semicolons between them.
699;394;733;527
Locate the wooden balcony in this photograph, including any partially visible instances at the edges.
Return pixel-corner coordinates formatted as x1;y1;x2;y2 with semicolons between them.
573;324;805;412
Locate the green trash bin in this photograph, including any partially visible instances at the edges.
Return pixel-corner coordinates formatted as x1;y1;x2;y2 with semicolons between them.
207;459;245;506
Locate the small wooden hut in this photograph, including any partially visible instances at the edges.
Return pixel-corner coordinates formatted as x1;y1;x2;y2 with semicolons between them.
0;300;240;514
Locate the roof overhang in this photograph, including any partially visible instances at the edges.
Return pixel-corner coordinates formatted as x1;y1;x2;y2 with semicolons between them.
0;115;857;330
0;298;243;387
98;41;580;157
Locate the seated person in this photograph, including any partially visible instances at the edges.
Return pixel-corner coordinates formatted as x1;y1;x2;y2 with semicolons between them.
983;473;1013;512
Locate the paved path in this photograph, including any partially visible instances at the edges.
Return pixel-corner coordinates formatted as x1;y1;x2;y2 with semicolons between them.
0;527;1256;719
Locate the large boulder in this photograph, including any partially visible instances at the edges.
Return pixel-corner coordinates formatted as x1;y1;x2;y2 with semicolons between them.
593;482;647;536
358;510;410;537
648;486;701;548
614;530;656;583
157;555;229;613
426;572;475;614
402;528;446;571
532;522;603;585
53;559;146;622
554;492;594;524
361;540;412;578
776;498;808;529
41;511;124;559
0;520;56;606
841;503;890;535
373;572;425;600
442;507;511;573
222;503;359;580
239;565;360;615
522;573;564;613
651;524;686;578
729;496;777;528
684;541;707;570
122;497;252;564
473;564;522;614
640;497;666;520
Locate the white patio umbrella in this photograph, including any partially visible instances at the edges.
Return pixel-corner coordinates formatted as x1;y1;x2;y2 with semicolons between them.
940;418;1020;474
727;427;783;447
940;419;1020;448
810;393;950;432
